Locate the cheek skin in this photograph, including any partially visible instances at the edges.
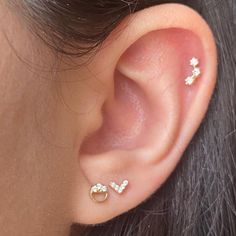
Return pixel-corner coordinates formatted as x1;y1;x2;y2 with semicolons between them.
0;10;78;236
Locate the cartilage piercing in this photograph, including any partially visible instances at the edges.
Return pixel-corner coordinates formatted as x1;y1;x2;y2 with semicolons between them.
185;57;201;85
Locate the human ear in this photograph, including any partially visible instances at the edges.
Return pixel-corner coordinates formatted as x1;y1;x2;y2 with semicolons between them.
73;3;217;224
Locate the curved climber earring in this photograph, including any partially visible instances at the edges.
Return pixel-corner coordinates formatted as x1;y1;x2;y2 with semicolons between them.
185;57;201;85
90;183;108;203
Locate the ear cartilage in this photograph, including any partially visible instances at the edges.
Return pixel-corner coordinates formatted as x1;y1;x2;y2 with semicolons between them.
90;183;108;203
185;57;201;85
109;180;129;194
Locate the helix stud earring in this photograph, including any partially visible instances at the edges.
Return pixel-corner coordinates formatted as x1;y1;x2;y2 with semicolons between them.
109;180;129;194
90;183;108;203
185;57;201;85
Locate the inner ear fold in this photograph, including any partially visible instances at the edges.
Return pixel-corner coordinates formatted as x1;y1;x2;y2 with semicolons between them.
81;70;158;154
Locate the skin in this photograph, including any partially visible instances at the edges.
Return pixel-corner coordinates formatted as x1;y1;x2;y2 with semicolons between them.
0;3;217;236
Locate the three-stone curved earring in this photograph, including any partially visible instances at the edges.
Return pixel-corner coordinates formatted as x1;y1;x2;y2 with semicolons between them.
90;183;108;203
185;57;201;85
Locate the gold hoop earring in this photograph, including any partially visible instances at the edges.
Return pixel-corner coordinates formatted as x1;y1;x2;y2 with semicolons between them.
90;183;108;203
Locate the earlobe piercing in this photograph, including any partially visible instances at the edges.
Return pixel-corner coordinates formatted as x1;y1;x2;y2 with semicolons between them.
90;183;108;203
185;57;201;85
109;180;129;194
89;180;129;202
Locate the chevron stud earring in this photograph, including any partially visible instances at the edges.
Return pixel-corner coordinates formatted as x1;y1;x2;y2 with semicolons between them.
109;180;129;194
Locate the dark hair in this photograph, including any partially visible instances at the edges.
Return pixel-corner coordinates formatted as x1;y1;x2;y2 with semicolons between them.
11;0;236;235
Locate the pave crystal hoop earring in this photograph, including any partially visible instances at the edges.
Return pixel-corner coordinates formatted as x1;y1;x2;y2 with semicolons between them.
90;183;108;203
185;57;201;85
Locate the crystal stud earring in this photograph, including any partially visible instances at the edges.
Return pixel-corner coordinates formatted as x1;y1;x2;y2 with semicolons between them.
90;183;108;203
109;180;129;194
185;57;201;85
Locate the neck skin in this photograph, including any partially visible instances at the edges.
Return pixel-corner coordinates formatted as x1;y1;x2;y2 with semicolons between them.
0;4;79;236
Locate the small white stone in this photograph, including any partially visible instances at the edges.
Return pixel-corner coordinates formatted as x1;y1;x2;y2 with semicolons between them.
118;188;123;194
123;180;129;186
190;57;199;67
120;185;125;190
115;186;119;191
185;76;194;85
96;183;102;188
92;187;98;193
192;67;201;77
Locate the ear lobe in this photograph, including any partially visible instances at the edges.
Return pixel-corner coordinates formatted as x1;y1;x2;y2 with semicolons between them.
74;4;217;224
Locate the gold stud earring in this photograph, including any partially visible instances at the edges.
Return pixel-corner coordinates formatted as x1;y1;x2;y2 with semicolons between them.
90;183;108;203
185;57;201;85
